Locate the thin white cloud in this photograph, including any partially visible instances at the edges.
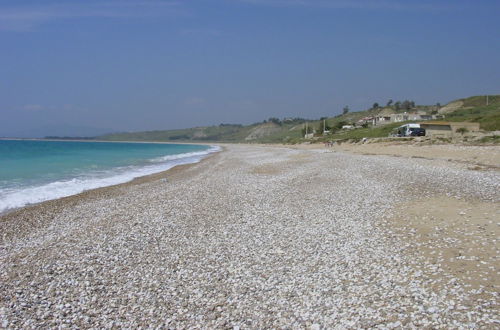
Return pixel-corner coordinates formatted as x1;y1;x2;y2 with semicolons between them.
21;104;79;111
0;1;183;32
235;0;464;11
0;0;469;31
23;104;45;111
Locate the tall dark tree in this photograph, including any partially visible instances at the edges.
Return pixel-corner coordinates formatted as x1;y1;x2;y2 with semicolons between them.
402;100;411;110
335;121;348;129
372;102;379;109
394;101;401;111
342;106;349;114
268;117;281;125
386;99;393;107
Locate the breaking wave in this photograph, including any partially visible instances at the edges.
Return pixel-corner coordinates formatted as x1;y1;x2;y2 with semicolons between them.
0;145;220;213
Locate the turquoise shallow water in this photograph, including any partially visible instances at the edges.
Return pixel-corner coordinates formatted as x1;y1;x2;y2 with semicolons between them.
0;140;217;212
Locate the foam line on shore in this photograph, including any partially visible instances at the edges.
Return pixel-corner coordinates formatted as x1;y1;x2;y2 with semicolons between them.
0;145;220;213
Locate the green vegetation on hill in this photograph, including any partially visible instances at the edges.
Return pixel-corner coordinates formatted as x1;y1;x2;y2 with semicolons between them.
98;120;306;143
444;95;500;131
101;125;254;142
460;95;500;108
96;95;499;144
318;95;499;138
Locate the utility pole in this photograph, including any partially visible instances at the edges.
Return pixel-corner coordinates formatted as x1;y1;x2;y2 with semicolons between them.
323;119;326;134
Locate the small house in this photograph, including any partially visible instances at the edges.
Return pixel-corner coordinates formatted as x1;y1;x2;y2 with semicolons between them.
419;121;480;137
373;116;392;126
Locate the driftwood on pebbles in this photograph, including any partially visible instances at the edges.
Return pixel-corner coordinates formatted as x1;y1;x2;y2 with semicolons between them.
1;145;499;328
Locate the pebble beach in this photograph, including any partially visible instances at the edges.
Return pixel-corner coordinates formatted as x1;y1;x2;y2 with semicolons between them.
1;144;499;328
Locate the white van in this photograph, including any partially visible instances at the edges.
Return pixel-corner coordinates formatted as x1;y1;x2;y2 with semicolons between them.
395;123;425;137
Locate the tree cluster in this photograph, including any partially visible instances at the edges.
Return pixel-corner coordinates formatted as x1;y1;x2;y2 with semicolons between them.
266;117;282;125
283;117;307;125
260;117;308;126
368;99;417;111
219;123;243;127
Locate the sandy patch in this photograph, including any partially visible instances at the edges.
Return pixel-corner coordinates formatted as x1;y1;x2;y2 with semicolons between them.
337;143;500;169
387;195;499;291
275;142;500;169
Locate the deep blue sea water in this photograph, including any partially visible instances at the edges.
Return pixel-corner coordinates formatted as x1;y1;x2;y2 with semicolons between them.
0;140;218;213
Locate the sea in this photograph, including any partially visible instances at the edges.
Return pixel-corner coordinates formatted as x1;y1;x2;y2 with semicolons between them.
0;139;219;213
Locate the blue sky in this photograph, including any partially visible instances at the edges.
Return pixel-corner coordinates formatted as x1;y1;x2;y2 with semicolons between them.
1;0;499;137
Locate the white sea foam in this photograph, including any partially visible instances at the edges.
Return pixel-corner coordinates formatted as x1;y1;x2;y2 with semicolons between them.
0;145;220;213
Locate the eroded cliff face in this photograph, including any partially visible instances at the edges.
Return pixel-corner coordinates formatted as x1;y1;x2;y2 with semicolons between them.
192;128;208;139
245;122;283;141
439;100;464;114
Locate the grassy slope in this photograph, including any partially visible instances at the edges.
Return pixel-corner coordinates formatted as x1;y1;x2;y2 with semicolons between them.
444;95;500;131
98;123;303;143
100;128;198;142
252;125;303;143
323;95;500;140
100;125;252;142
97;95;499;143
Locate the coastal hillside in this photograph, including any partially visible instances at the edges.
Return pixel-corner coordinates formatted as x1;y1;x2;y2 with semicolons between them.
97;119;307;143
95;95;499;143
439;95;500;131
319;95;500;142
